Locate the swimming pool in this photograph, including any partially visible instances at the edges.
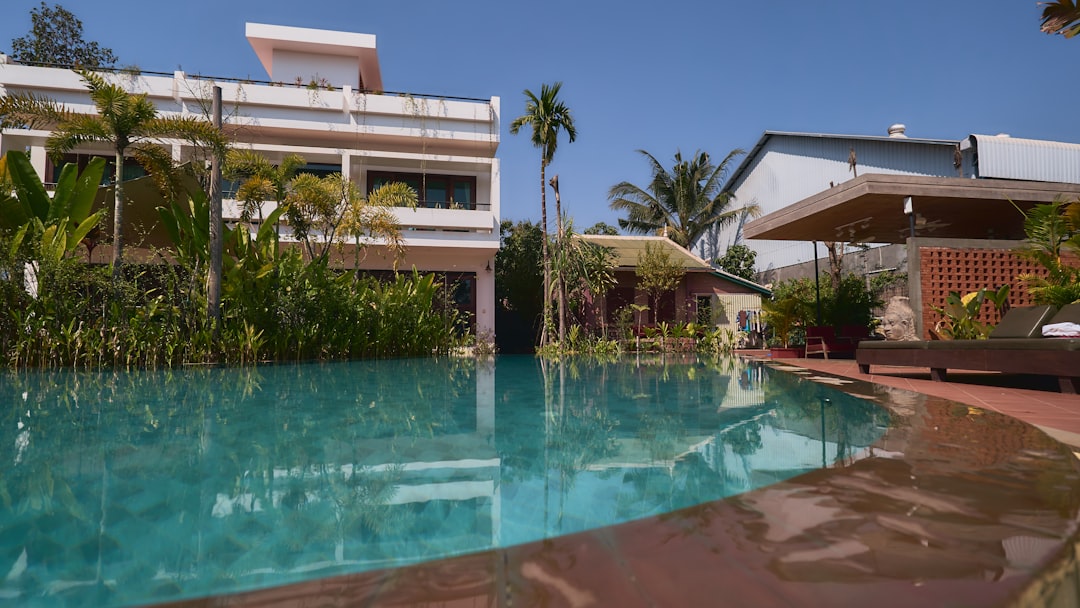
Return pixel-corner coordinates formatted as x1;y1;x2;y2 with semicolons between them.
0;354;892;606
1;355;1077;606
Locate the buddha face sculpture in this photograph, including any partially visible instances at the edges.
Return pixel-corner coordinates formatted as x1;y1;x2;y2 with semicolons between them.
880;296;918;341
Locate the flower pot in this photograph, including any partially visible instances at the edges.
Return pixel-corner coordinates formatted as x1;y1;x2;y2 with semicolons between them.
769;346;805;359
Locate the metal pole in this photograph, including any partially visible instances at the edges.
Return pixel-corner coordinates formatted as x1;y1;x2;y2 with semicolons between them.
813;241;822;326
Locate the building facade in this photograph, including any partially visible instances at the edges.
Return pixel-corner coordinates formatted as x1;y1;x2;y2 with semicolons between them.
0;22;501;335
709;125;959;275
579;235;771;340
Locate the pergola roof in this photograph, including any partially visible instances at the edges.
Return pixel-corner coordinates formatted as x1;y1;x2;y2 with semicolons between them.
743;173;1080;244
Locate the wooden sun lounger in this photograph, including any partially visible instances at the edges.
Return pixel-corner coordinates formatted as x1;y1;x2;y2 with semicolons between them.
857;304;1080;394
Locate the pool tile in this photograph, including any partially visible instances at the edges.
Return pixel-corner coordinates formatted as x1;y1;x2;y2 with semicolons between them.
503;532;650;607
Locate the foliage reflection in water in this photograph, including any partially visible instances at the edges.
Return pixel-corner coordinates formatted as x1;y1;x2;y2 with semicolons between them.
0;355;888;606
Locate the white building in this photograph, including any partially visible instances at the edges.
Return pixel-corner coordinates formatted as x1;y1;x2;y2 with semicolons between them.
711;125;1080;279
709;125;958;274
0;22;501;335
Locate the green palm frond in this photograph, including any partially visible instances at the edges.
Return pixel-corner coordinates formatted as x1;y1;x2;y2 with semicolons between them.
608;148;746;249
0;90;71;129
509;82;577;166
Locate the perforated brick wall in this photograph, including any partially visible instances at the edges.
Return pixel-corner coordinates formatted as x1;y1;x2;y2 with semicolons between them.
917;246;1073;338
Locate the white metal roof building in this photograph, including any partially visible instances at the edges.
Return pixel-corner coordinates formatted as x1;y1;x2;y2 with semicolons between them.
710;125;1080;275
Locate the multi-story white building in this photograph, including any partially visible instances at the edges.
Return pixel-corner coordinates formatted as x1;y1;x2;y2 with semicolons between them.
0;22;501;335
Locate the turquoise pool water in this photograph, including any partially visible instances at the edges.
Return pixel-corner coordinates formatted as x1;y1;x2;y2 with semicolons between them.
0;355;888;606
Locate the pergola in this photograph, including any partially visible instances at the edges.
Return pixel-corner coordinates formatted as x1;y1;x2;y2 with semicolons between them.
742;173;1080;337
743;173;1080;244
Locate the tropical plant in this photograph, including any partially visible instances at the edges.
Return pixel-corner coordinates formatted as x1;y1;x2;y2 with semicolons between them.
1041;0;1080;38
931;285;1010;340
223;149;306;224
715;243;757;281
583;221;619;235
760;293;810;348
339;180;414;269
495;219;544;342
635;241;685;325
9;2;118;67
1013;199;1080;307
509;82;577;346
0;70;227;281
608;149;756;251
0;150;105;262
549;223;617;340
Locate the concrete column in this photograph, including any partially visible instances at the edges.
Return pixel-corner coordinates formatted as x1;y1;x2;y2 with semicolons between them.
29;146;47;181
340;152;351;183
475;261;495;339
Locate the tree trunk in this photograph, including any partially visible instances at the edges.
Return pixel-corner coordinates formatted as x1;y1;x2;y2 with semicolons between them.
539;161;551;348
111;149;124;282
554;185;566;348
208;86;223;340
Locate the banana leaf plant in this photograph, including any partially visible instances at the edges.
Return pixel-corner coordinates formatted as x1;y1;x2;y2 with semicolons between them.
0;150;106;262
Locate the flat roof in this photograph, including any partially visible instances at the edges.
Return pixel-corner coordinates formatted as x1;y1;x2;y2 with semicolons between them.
245;22;383;91
742;173;1080;243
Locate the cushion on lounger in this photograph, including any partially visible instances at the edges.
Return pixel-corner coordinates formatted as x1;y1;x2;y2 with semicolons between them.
988;305;1058;339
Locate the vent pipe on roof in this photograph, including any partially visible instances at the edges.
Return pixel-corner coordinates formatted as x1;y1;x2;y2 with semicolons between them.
888;124;907;138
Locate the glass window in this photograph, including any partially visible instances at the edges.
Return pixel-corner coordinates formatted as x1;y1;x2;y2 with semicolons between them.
453;181;473;209
367;171;476;209
425;177;448;207
298;163;341;179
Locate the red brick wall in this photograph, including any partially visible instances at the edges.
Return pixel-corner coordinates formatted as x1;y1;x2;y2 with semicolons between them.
917;246;1075;338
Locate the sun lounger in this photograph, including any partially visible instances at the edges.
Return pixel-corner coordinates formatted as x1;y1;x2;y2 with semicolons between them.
856;304;1080;393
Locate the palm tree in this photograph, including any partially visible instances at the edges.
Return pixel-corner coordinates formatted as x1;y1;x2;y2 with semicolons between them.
223;149;306;225
509;82;577;347
0;70;226;281
1041;0;1080;38
608;149;756;253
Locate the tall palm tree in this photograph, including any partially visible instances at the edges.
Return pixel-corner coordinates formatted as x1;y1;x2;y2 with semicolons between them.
1041;0;1080;38
0;70;226;281
509;82;577;347
609;149;756;252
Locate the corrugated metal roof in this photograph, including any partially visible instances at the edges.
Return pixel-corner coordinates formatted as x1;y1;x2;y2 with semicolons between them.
964;134;1080;184
724;130;960;191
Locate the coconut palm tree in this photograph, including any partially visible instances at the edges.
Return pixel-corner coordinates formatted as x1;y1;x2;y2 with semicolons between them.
0;69;226;281
608;149;756;252
509;82;577;346
1041;0;1080;38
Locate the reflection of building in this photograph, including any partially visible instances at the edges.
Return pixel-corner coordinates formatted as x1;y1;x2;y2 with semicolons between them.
578;235;771;333
0;23;500;334
200;359;500;577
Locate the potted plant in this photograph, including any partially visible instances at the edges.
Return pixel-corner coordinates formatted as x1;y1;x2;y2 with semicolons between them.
761;294;808;358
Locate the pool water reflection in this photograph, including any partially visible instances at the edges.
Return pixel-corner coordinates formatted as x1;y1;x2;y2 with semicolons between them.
0;355;888;606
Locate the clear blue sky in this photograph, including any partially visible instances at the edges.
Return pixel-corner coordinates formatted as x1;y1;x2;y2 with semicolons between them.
2;0;1076;232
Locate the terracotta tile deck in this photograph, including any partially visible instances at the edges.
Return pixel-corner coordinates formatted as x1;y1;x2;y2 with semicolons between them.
778;354;1080;450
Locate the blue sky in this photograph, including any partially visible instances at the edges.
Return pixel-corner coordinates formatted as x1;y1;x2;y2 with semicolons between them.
2;1;1077;232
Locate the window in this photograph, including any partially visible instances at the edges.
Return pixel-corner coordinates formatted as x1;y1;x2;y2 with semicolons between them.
367;171;476;209
47;153;146;187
